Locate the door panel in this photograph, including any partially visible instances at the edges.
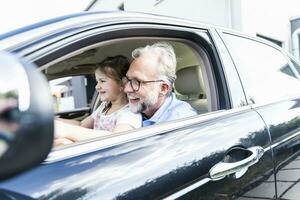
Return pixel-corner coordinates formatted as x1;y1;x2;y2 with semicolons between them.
253;98;300;199
0;108;274;199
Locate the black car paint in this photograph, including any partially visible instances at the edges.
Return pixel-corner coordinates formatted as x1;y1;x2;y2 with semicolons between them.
0;110;272;200
254;99;300;197
0;12;299;199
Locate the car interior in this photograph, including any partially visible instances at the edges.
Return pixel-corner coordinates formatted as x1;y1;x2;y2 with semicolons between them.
41;37;217;144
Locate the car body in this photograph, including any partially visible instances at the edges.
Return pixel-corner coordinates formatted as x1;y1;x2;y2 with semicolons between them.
0;11;300;200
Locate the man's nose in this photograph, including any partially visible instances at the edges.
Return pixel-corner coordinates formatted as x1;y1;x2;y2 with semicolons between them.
123;81;132;93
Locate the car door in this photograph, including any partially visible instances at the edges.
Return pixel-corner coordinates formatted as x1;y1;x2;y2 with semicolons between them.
220;30;300;199
0;109;271;200
0;12;276;199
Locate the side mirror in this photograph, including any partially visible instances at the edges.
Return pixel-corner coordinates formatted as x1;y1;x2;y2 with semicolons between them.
0;51;53;180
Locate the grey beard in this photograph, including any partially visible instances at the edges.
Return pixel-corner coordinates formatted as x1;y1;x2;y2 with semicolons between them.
140;102;147;113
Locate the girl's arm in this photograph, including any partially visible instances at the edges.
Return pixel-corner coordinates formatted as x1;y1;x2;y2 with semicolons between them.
56;115;94;129
55;120;110;142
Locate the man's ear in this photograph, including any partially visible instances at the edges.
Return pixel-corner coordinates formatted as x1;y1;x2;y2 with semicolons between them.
159;82;170;96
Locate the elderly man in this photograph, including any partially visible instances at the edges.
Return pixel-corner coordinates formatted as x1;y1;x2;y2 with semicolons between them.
123;42;197;126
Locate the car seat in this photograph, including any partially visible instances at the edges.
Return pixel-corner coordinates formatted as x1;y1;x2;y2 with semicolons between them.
174;65;208;113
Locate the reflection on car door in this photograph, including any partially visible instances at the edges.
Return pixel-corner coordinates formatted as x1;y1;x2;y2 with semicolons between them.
255;100;300;199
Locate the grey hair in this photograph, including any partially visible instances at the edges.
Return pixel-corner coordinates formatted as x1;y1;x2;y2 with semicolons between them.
132;42;177;94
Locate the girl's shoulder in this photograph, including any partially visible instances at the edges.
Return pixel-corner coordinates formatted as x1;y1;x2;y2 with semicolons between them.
118;104;141;118
117;104;142;128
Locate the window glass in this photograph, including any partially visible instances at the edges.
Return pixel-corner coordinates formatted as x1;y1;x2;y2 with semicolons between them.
280;64;297;78
290;59;300;75
223;33;300;105
49;75;95;112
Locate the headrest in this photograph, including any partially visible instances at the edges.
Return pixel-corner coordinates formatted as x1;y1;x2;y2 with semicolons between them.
174;65;204;96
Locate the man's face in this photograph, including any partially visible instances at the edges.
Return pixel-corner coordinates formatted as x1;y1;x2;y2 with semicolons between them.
124;55;161;116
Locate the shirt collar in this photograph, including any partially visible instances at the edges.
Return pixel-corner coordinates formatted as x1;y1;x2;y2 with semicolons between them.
142;94;173;126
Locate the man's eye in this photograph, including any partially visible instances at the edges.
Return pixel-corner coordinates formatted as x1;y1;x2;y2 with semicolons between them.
132;79;140;84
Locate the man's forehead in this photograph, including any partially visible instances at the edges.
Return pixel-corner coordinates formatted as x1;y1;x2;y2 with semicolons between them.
127;55;157;79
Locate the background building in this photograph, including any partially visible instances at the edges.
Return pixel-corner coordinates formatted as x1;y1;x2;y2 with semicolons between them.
87;0;300;59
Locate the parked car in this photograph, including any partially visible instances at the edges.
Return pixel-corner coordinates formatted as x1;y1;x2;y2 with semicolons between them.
0;11;299;200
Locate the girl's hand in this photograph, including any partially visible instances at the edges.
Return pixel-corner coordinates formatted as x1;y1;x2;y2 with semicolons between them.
54;120;69;139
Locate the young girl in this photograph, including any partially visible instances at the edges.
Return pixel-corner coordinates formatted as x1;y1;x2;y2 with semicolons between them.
54;55;142;145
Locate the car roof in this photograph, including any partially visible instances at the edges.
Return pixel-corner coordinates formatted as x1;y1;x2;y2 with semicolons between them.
0;11;214;51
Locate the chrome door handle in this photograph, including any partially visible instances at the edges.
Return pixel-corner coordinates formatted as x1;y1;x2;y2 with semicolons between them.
209;146;264;181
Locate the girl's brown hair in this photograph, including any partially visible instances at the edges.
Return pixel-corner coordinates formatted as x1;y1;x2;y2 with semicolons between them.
95;55;129;84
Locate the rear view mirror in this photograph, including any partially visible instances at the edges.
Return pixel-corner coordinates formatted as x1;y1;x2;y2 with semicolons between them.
0;51;53;180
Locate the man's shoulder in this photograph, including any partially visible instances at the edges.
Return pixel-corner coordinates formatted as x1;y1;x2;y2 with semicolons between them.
166;94;197;117
169;93;193;108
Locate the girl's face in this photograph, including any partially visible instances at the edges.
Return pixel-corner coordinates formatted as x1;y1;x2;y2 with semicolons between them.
95;69;123;102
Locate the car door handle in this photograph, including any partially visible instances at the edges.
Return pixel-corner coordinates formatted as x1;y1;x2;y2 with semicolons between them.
209;146;264;181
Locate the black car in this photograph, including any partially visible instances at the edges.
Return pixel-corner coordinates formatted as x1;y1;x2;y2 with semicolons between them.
0;11;299;200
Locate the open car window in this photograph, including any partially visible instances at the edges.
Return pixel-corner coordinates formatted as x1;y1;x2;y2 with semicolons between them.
43;37;220;150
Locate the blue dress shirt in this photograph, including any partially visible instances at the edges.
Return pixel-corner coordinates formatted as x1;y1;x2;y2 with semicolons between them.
142;93;197;127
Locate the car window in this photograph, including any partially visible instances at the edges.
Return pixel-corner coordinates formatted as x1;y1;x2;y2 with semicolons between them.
290;59;300;75
45;38;217;116
49;74;95;112
223;33;300;105
44;36;222;149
